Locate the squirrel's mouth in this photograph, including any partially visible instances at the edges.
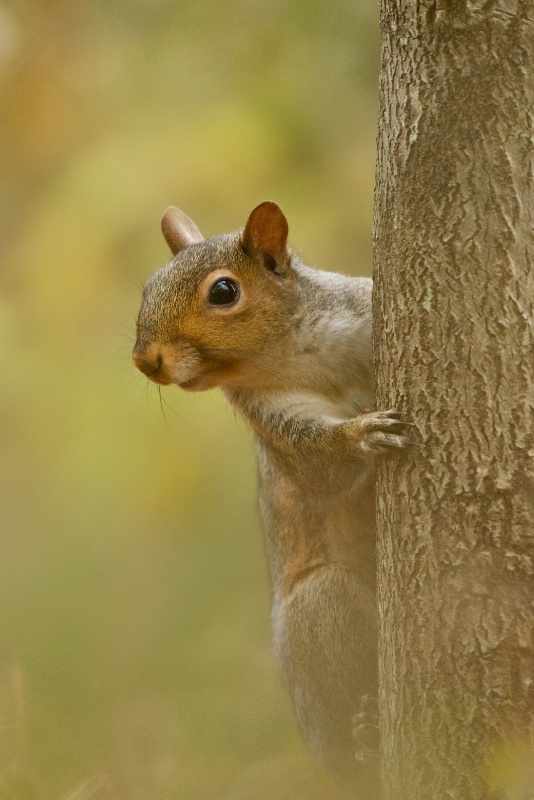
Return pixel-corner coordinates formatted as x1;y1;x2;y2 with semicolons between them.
177;361;240;392
176;368;218;391
178;374;206;391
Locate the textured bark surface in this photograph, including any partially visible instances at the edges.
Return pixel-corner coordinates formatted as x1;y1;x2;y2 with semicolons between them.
373;3;534;800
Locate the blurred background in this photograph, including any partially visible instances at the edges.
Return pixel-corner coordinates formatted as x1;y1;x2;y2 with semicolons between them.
0;1;380;798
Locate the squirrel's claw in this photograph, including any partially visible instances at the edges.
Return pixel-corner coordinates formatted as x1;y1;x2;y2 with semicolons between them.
348;410;415;455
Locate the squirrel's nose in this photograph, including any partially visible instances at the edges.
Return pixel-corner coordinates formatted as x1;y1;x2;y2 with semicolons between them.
133;349;161;377
133;347;166;382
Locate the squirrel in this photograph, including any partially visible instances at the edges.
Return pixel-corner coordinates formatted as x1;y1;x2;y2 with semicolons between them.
132;201;409;798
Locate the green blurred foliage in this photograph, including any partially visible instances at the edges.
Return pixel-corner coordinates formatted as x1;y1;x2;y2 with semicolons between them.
0;1;379;797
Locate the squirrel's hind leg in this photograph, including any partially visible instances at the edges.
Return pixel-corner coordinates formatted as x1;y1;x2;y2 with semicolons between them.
272;564;381;799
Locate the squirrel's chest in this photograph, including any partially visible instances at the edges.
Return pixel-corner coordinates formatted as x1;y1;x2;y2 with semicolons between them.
289;307;374;417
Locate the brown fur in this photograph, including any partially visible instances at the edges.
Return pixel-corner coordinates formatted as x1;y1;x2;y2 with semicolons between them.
133;202;410;798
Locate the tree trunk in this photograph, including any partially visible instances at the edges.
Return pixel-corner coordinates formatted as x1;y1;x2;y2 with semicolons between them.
373;4;534;800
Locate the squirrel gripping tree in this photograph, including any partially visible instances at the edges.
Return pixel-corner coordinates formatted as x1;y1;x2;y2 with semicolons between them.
373;3;534;799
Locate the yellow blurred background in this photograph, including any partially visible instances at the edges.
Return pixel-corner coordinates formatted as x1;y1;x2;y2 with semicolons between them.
0;1;379;797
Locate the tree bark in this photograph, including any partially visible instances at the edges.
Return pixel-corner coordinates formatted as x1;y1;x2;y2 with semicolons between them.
373;4;534;800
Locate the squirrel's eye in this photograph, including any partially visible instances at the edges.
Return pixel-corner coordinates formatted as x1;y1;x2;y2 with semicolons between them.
208;278;240;306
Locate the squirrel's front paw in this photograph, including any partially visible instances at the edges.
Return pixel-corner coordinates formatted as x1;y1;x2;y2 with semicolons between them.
346;410;412;455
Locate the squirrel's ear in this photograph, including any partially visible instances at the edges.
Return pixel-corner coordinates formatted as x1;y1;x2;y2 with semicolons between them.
241;201;290;274
161;207;204;255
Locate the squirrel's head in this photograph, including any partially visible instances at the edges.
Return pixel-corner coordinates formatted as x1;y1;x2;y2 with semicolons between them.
133;201;297;392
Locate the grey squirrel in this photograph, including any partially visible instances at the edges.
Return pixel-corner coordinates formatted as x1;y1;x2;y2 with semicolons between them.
133;201;409;798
